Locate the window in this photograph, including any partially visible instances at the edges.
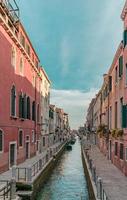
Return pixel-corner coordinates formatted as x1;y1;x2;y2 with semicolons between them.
11;85;16;117
37;104;39;122
32;53;34;63
125;148;127;161
119;56;123;78
19;130;23;147
123;29;127;47
115;66;118;83
19;93;22;118
26;44;30;56
120;143;124;160
122;105;127;128
19;93;26;119
109;76;112;92
32;131;36;143
0;130;3;152
32;101;36;121
126;64;127;85
115;142;118;156
120;98;123;128
115;102;117;129
43;137;45;147
32;75;35;87
27;96;31;119
19;57;24;75
35;60;38;68
109;106;112;130
11;47;16;69
20;33;25;48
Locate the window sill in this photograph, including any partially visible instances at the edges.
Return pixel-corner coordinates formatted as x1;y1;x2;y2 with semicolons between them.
20;118;25;121
10;116;18;120
19;146;23;149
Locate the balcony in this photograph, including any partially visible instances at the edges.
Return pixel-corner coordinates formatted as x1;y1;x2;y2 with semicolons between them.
0;0;19;23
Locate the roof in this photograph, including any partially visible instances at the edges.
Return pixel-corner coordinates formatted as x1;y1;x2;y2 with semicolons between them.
121;0;127;20
39;66;51;84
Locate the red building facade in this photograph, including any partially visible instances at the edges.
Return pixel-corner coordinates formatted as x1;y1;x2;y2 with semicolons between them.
0;1;41;173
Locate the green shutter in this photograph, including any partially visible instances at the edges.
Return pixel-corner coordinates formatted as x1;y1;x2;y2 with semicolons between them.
122;105;127;128
123;30;127;47
119;56;123;77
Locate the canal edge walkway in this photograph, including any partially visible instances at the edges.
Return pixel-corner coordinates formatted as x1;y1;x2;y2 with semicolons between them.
0;141;67;199
82;146;99;200
82;138;127;200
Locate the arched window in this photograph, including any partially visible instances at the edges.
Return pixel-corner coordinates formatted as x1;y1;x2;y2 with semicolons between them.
19;57;24;75
32;101;36;121
37;104;39;122
11;85;16;116
11;47;16;69
0;130;3;152
19;130;23;147
27;97;31;119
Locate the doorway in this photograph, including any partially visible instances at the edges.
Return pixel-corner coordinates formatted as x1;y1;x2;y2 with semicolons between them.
9;142;17;168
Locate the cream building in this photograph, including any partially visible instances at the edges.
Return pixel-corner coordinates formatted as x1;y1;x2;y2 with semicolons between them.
39;67;51;152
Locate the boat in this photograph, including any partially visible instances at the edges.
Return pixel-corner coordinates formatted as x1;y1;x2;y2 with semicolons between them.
70;138;76;145
66;144;72;151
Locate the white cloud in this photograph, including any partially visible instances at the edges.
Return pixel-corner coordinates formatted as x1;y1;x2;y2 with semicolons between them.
50;88;98;129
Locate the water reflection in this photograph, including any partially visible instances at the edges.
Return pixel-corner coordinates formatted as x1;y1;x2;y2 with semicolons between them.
37;139;89;200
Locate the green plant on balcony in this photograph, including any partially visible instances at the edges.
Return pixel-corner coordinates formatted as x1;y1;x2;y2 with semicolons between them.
116;129;124;138
111;129;117;138
97;124;107;138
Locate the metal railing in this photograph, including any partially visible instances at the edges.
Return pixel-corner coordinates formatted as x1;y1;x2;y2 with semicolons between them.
83;144;109;200
0;180;11;200
13;141;66;183
0;0;19;22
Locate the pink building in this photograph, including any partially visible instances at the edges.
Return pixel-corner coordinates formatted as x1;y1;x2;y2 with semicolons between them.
87;0;127;176
0;1;41;173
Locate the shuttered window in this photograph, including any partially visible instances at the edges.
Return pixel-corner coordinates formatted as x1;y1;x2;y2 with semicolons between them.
119;56;123;77
122;105;127;128
120;143;124;160
19;94;22;118
32;101;36;121
27;97;31;119
123;30;127;47
115;142;118;156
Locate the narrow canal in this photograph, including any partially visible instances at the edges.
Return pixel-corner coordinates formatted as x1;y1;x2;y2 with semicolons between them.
37;138;89;200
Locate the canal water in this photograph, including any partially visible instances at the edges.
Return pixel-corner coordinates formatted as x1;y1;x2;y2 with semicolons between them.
37;139;89;200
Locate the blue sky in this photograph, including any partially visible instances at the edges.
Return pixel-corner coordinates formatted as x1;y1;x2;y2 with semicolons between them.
17;0;125;128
